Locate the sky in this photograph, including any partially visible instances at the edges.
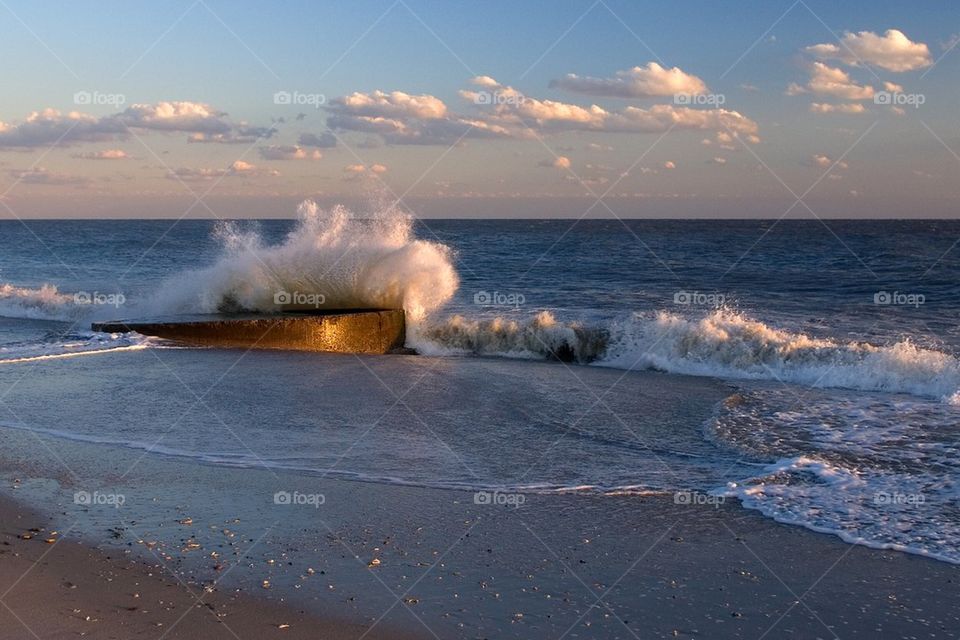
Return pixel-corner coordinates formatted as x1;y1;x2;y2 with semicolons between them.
1;0;959;218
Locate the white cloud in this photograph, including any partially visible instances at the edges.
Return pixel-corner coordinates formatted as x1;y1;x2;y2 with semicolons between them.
538;156;571;169
9;167;90;185
186;126;277;144
119;101;231;133
785;83;807;96
804;62;875;100
606;105;759;136
805;29;931;72
329;78;760;145
328;88;513;145
334;90;447;119
258;145;322;160
485;91;759;137
341;163;387;180
71;149;129;160
883;81;904;92
549;62;707;98
663;161;676;169
470;75;501;88
229;160;256;173
0;102;275;148
166;160;276;181
710;157;727;164
809;102;867;114
811;154;848;169
0;109;123;147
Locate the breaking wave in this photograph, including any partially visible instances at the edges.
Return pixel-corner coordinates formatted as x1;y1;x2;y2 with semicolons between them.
150;200;459;321
414;309;960;401
0;331;157;363
410;311;608;362
0;283;82;322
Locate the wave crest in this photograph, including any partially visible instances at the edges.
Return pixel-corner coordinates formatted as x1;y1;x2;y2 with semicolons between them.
416;309;960;400
0;283;81;321
151;200;459;320
413;311;607;362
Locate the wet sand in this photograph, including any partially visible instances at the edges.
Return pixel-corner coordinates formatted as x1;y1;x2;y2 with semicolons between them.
1;422;959;640
0;492;421;640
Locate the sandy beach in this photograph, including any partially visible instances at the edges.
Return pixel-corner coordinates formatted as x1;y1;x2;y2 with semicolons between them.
0;492;425;640
1;421;958;640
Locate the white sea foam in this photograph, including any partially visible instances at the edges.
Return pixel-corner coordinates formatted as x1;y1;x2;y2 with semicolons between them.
0;332;157;364
150;200;459;321
415;309;960;401
0;283;81;321
410;310;607;361
718;455;960;565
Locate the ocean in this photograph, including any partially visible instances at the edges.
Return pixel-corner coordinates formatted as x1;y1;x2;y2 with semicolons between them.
2;206;959;566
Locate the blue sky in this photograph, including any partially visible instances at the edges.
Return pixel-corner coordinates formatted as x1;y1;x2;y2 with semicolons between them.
1;1;959;217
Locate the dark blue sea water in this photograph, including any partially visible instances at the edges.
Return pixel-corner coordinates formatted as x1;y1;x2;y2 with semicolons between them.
1;211;959;563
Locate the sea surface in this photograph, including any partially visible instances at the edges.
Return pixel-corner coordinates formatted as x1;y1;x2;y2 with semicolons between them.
1;207;959;564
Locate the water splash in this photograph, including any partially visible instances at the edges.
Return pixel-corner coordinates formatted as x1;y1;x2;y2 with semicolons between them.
151;199;459;321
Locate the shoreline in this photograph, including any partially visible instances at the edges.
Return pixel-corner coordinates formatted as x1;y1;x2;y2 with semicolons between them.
2;422;960;639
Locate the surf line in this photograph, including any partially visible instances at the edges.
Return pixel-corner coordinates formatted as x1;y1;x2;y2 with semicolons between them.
0;343;152;365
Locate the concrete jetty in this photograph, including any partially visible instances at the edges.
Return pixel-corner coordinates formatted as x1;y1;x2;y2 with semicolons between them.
92;309;406;355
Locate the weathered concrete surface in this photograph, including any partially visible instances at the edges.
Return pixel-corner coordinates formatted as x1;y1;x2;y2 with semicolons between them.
92;310;406;355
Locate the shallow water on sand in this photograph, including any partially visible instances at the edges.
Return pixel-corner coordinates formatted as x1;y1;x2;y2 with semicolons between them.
2;218;960;566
